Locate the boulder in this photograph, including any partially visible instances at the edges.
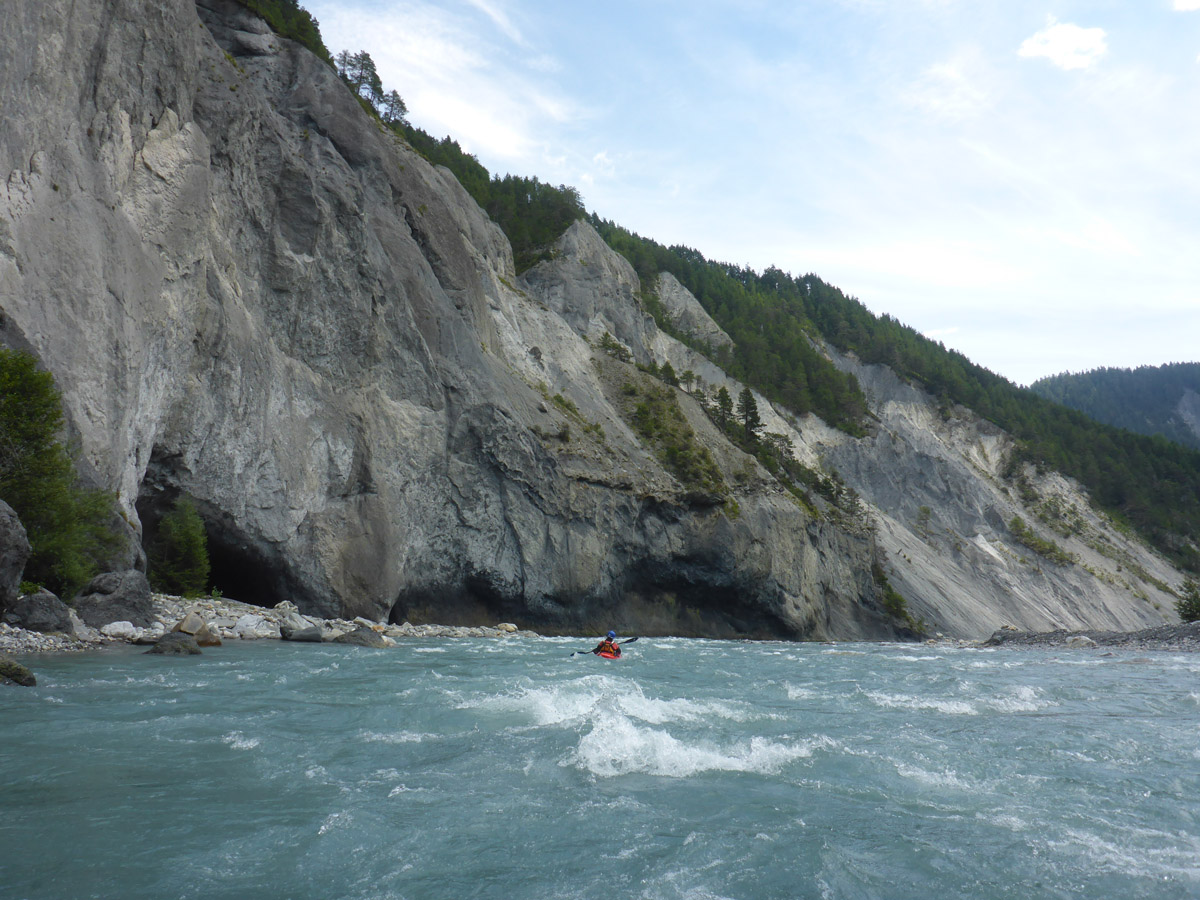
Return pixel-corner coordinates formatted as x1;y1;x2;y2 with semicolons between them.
100;621;139;640
0;501;30;610
1066;635;1098;649
173;611;206;635
134;622;166;644
0;656;36;687
332;625;390;648
497;622;518;633
68;609;101;642
2;589;75;634
193;622;223;647
280;621;324;642
73;570;154;628
234;613;280;640
145;632;202;655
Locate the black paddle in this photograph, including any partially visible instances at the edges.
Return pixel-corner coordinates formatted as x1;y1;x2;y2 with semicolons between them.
570;636;638;657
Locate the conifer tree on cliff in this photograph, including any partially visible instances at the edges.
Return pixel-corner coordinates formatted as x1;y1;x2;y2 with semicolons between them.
738;386;763;442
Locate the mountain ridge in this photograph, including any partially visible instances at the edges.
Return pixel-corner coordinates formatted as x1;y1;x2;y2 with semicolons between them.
0;0;1190;639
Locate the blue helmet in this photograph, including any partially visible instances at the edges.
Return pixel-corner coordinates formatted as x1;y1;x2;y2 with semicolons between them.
607;630;616;639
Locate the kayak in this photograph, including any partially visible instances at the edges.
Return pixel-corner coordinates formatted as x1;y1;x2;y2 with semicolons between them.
597;650;620;659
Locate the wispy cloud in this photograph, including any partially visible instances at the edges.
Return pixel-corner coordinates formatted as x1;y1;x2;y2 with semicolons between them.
905;53;990;119
308;1;582;167
1174;0;1200;10
1018;17;1108;70
462;0;525;46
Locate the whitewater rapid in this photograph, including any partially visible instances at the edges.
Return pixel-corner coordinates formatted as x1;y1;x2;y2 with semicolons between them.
3;637;1199;899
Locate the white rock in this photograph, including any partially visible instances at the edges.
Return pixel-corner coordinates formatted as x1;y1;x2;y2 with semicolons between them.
234;614;279;639
100;621;137;640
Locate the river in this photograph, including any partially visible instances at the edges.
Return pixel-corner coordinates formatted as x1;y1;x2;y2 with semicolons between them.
2;637;1198;899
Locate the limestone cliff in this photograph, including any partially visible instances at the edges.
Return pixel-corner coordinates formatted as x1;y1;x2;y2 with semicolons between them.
0;0;1184;639
0;0;896;638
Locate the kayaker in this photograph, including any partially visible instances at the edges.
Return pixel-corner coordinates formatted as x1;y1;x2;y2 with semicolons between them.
592;630;621;657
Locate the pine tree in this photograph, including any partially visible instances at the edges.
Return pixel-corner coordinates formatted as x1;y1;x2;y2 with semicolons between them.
738;386;762;441
715;386;733;428
148;497;211;597
0;349;123;596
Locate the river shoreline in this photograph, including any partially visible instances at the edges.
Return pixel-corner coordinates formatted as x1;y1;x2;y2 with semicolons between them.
980;620;1200;652
5;594;1199;662
0;592;537;658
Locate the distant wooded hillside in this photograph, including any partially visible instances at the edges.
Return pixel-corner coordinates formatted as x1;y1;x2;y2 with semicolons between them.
1030;363;1200;452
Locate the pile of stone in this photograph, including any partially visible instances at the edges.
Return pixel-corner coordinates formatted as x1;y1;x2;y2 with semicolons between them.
982;620;1200;652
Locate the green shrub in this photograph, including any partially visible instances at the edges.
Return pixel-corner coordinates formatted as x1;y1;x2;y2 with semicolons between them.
1009;516;1075;566
148;497;211;597
1177;578;1200;623
0;349;124;597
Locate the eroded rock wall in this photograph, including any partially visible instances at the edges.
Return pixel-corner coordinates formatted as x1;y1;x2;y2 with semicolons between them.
0;0;896;638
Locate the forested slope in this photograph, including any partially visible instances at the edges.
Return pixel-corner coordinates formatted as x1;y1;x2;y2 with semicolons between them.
1030;364;1200;452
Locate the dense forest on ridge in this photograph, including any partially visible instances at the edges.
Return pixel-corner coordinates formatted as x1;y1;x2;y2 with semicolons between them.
241;0;1200;574
1030;364;1200;452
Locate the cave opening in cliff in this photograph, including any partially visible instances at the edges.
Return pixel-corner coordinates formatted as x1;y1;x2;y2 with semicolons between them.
389;574;526;628
136;486;288;610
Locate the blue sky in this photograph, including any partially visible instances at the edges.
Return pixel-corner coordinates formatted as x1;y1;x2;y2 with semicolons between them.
305;0;1200;385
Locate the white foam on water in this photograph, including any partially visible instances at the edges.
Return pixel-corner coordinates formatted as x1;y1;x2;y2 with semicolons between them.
1047;826;1200;880
865;690;978;715
568;714;820;778
317;811;351;835
471;675;758;728
412;647;447;653
865;684;1053;716
893;761;987;792
786;684;818;700
360;730;430;744
221;731;260;750
976;811;1030;831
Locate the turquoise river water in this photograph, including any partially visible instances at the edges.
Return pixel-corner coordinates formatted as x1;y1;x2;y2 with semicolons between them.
2;637;1199;899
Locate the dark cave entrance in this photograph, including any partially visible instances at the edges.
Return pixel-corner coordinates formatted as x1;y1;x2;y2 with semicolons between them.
136;475;292;611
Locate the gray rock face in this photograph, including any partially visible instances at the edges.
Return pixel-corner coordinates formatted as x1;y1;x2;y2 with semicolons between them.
73;571;155;628
655;272;734;352
0;501;30;609
3;0;1180;642
2;589;74;634
801;353;1182;638
0;0;899;641
1178;389;1200;447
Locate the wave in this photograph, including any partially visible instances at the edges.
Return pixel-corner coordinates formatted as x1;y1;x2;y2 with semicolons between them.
468;675;761;727
568;716;827;778
221;730;260;750
864;684;1052;716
